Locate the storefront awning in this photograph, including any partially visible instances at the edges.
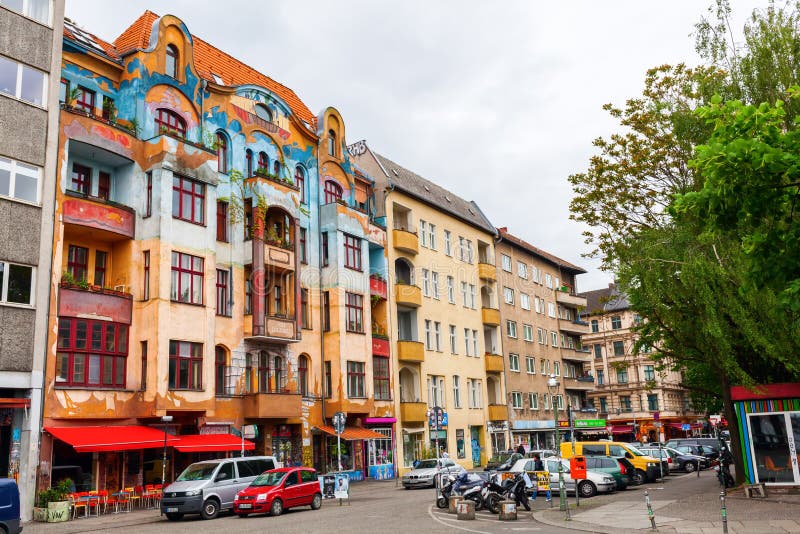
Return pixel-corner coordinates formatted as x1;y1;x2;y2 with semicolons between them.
315;425;386;440
0;398;30;409
46;425;179;452
610;425;634;434
173;434;255;453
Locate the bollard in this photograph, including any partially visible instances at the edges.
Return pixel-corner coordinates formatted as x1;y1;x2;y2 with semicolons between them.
499;500;517;521
457;500;475;520
448;495;463;514
697;459;701;477
644;490;656;531
720;491;728;534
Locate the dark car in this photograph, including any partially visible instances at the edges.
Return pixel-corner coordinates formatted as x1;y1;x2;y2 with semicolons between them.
0;479;21;534
485;452;522;471
672;444;720;463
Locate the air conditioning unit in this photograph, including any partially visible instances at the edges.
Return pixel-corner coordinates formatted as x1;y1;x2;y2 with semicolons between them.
114;285;127;293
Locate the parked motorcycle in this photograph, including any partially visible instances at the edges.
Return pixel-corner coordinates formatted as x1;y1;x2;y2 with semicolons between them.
445;472;485;510
716;448;734;489
484;472;530;513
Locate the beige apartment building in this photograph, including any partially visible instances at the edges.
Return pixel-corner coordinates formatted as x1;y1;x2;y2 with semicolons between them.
495;228;594;450
580;284;699;443
353;142;508;472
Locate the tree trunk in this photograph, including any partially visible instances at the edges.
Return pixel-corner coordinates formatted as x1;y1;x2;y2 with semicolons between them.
720;373;746;485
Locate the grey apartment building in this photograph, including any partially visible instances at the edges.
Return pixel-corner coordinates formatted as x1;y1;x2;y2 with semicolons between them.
0;0;64;519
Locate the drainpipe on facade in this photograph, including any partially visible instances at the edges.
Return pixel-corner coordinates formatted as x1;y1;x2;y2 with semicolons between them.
199;79;206;141
317;166;326;430
492;229;513;451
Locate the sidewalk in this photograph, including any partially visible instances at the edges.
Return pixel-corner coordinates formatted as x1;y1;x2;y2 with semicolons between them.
534;470;800;534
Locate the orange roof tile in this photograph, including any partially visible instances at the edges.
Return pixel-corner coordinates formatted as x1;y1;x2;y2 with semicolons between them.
63;20;120;60
113;10;158;56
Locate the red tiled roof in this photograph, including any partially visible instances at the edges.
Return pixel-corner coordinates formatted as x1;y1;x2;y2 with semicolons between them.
65;10;316;127
497;227;586;274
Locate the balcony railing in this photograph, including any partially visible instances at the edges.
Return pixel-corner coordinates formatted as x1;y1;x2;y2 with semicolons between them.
395;284;421;307
397;340;424;363
370;275;388;300
58;283;132;324
392;228;419;255
400;402;427;423
62;191;135;240
481;307;501;326
243;389;302;418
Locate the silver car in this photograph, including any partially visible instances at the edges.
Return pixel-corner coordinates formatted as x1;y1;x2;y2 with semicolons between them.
402;458;465;489
509;457;617;498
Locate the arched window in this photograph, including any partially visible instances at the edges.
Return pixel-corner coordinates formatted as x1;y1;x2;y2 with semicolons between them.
216;132;228;173
166;44;179;78
254;104;272;123
328;129;336;157
324;180;342;204
215;346;227;396
273;160;280;178
298;354;309;397
295;166;306;204
155;108;186;137
245;149;253;177
258;152;268;174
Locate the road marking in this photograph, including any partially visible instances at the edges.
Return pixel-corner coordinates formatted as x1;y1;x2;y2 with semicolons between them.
428;504;492;533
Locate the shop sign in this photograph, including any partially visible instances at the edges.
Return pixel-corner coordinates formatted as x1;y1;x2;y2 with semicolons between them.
428;409;447;429
574;419;606;428
487;421;508;433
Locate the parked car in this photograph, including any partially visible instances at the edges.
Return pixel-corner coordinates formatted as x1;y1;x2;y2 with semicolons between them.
509;457;616;498
524;449;557;459
671;443;720;463
233;467;322;517
585;456;630;490
560;441;665;485
161;456;279;520
0;479;21;534
666;438;724;454
402;458;466;489
485;452;523;471
663;447;710;472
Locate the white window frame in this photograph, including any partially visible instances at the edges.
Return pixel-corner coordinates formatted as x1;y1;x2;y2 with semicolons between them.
431;271;440;299
509;353;520;372
434;321;441;352
425;319;433;350
547;302;556;318
447;276;455;304
551;331;558;347
428;223;436;250
453;375;462;408
449;325;457;354
0;56;47;108
503;286;514;305
469;284;476;309
529;392;538;410
469;379;482;408
419;220;427;247
472;329;478;357
525;356;535;374
1;0;51;24
444;230;452;256
461;282;468;307
534;297;541;313
0;261;35;306
512;391;523;409
421;269;430;297
464;328;471;356
537;328;545;344
545;273;553;288
517;261;527;279
501;254;512;272
523;324;533;342
520;293;530;310
506;320;517;338
0;156;41;204
553;361;561;377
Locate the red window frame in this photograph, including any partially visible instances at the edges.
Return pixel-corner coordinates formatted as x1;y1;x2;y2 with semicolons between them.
299;228;307;264
346;361;365;398
55;318;128;388
298;355;309;396
172;175;205;225
258;152;268;173
216;201;228;242
216;132;228;173
166;45;179;78
75;87;95;113
345;292;363;333
67;244;88;282
101;96;114;121
215;346;227;396
344;234;362;271
246;149;253;177
373;355;390;400
94;250;107;287
168;340;202;390
145;172;152;217
97;171;110;200
324;180;342;204
155;108;186;137
170;251;204;305
216;269;230;316
70;163;91;195
295;166;306;203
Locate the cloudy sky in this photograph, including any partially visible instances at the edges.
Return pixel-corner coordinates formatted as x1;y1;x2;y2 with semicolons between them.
65;0;768;291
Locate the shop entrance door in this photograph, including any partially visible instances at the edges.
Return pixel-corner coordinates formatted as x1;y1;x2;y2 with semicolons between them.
748;411;800;485
470;427;481;467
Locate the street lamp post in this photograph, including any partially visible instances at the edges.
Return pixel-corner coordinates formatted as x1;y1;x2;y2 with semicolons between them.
547;374;567;515
160;415;173;515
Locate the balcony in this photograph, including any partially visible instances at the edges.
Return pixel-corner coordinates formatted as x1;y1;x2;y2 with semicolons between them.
555;290;587;308
562;348;593;363
395;284;421;308
392;229;419;255
477;263;497;281
370;275;388;300
243;391;302;418
245;315;297;342
265;242;295;272
487;404;509;421
564;376;596;391
484;353;504;373
400;402;427;423
397;340;425;363
481;307;501;326
558;318;590;336
58;284;133;324
372;336;390;356
62;192;135;241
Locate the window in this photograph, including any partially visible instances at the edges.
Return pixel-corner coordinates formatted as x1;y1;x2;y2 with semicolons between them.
523;324;533;341
97;171;110;200
170;252;204;305
425;320;433;350
449;325;457;354
460;282;468;307
216;132;228;173
0;0;50;24
300;288;310;329
468;379;482;408
322;291;330;331
421;269;430;297
529;392;538;409
525;356;535;374
347;361;365;398
373;356;390;400
463;328;471;356
172;175;205;224
503;286;514;305
555;395;564;410
517;261;527;279
0;55;46;107
542;393;550;410
215;346;226;395
295;166;306;204
620;396;632;412
324;180;342;204
453;376;461;408
509;353;520;372
419;220;427;247
545;273;552;288
0;156;40;204
0;261;33;305
243;148;254;177
328;129;337;157
469;284;476;309
69;163;90;195
93;251;107;288
598;397;607;412
345;292;363;333
506;320;517;338
255;104;272;123
613;340;625;356
616;367;628;384
215;201;229;242
299;228;307;264
344;234;362;271
520;293;530;310
472;329;478;356
67;245;88;282
168;340;202;390
56;318;128;388
444;230;452;256
643;365;655;381
324;360;332;398
141;341;147;391
501;254;512;272
155;108;186;137
594;344;603;359
258;151;268;173
512;391;523;409
166;44;179;78
215;269;230;316
591;319;599;333
534;297;541;314
430;272;440;299
428;375;445;408
611;316;622;329
298;355;309;396
647;394;658;411
553;361;561;377
446;276;455;304
597;369;604;385
321;232;329;266
551;331;558;347
537;328;545;344
273;159;280;177
143;251;150;300
547;302;556;318
540;359;549;375
434;322;441;351
428;223;436;250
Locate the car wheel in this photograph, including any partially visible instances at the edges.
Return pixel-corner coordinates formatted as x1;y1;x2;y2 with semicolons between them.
578;480;597;498
684;462;696;473
200;498;219;520
311;493;322;510
165;512;183;521
631;469;646;486
404;485;410;490
270;498;283;517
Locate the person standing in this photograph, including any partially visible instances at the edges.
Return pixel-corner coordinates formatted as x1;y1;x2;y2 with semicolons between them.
516;443;525;455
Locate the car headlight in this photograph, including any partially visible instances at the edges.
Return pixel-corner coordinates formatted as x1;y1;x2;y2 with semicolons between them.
647;462;657;467
604;477;614;483
256;493;268;502
185;489;201;497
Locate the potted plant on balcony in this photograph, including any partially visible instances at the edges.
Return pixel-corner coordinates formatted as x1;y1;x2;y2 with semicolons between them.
102;98;117;122
60;271;90;291
34;478;72;522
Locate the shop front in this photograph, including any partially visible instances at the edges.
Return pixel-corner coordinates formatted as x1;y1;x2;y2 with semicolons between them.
733;383;800;486
487;421;508;453
0;397;31;484
313;425;387;482
401;427;424;470
364;418;395;480
510;419;556;451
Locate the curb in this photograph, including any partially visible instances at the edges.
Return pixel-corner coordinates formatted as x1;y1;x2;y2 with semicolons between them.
533;509;677;534
23;514;163;533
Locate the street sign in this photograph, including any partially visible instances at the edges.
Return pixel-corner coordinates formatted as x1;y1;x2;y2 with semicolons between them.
653;411;660;422
558;420;570;428
606;425;613;433
653;422;662;428
681;423;691;431
333;412;346;435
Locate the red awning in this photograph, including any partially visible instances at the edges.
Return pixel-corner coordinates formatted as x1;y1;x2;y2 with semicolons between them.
0;398;30;408
46;425;178;452
316;425;386;440
173;434;255;453
611;425;634;434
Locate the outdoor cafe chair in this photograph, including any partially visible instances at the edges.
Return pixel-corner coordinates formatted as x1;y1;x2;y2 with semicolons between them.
68;493;87;519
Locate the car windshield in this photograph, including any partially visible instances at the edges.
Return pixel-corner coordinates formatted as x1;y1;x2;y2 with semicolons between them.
626;446;645;456
251;471;286;487
416;460;439;469
176;463;217;481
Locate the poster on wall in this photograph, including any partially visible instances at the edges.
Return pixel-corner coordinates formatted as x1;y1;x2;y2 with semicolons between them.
321;474;336;499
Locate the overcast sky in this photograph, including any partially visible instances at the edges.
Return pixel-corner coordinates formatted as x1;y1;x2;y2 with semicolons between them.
64;0;769;291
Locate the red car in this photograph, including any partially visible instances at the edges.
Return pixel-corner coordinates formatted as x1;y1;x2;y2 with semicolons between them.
233;467;322;517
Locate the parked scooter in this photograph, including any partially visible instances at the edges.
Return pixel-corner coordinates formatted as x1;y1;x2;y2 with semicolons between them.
436;473;458;509
450;472;486;510
716;448;734;489
484;472;530;513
